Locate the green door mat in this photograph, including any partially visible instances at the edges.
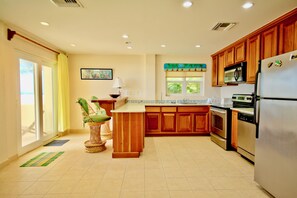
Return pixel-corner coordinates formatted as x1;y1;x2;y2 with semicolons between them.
20;152;64;167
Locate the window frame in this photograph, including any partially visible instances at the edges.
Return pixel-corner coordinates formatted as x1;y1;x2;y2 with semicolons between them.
165;72;205;96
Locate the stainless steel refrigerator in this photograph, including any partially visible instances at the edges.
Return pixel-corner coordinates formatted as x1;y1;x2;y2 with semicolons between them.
254;50;297;198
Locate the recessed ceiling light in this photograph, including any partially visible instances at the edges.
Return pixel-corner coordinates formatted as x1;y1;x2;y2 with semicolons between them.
70;43;76;47
161;44;166;48
127;46;132;49
183;1;193;8
122;34;129;39
195;45;201;48
40;21;49;26
242;2;254;9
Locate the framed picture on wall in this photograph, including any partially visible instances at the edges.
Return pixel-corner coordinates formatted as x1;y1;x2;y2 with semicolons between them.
80;68;113;80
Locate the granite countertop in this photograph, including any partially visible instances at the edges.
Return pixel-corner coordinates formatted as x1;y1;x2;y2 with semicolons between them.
111;100;211;113
231;108;254;115
111;103;146;113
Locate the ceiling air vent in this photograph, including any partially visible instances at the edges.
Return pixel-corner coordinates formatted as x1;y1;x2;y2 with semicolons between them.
212;22;237;31
50;0;83;7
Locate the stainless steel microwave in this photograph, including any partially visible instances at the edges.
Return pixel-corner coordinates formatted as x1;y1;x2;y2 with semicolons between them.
224;62;246;84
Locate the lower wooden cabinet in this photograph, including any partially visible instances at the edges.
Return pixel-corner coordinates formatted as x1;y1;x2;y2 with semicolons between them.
231;110;238;149
161;113;176;132
194;113;209;133
145;106;210;136
177;113;193;132
145;112;161;133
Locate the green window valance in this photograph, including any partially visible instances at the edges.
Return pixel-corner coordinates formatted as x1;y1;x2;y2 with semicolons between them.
164;63;207;72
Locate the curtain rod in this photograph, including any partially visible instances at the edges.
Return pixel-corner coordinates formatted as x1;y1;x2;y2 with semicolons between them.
7;28;60;54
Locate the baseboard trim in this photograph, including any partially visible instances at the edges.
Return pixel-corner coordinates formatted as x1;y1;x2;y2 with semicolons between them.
0;154;18;169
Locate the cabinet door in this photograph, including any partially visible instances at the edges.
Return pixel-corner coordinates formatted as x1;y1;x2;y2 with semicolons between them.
146;113;161;133
177;113;192;132
234;42;246;63
279;16;297;54
261;26;278;59
161;113;176;132
218;52;225;86
212;56;218;86
231;111;238;149
246;34;261;83
193;113;209;133
225;47;235;67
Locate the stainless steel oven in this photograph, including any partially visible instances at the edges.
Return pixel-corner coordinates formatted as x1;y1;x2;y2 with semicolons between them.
210;107;229;150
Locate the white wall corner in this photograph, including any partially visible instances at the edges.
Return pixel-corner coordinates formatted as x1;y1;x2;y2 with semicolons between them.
145;54;156;100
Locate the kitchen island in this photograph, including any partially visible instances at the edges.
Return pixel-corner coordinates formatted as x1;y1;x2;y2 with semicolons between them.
111;103;145;158
111;101;211;158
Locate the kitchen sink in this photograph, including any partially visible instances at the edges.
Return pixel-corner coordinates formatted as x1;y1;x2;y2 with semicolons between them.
177;100;197;104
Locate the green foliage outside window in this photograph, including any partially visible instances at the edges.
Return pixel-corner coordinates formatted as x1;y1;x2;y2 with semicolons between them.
166;77;203;95
186;82;200;94
167;82;182;94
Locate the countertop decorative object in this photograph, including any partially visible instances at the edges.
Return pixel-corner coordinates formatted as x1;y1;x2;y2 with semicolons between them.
109;93;120;98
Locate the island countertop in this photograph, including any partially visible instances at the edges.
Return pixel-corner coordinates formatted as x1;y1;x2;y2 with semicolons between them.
111;102;211;113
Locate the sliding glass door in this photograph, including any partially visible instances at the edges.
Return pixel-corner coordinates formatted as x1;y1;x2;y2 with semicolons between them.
20;59;38;146
19;57;56;152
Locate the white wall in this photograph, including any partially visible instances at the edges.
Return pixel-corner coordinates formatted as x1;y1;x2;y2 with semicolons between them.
0;22;19;165
220;84;254;98
156;55;220;100
144;55;156;100
68;54;146;129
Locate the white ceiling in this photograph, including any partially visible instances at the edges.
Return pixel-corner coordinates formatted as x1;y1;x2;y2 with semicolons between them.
0;0;296;56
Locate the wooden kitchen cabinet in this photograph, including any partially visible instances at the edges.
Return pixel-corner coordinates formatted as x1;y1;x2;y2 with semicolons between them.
145;113;161;133
177;113;193;132
261;26;278;59
145;107;161;133
218;52;225;86
161;113;176;132
193;113;209;133
145;105;210;135
231;110;238;149
212;55;218;86
234;41;246;63
225;47;235;67
211;8;297;85
246;34;261;83
279;15;297;54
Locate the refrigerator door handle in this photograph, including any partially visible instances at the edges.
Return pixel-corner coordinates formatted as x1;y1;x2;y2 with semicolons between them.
254;60;261;138
254;60;261;98
255;100;260;138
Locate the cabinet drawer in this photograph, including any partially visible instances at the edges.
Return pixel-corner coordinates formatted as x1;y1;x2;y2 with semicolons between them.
146;106;160;112
178;106;209;113
161;107;176;112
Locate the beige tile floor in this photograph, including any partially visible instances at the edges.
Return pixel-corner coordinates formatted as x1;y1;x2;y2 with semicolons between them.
0;131;273;198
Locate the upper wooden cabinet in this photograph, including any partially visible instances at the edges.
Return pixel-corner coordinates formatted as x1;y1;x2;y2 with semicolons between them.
212;56;218;86
234;41;246;63
225;47;235;67
246;34;261;84
261;26;278;59
211;8;297;86
218;52;225;86
279;15;297;54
